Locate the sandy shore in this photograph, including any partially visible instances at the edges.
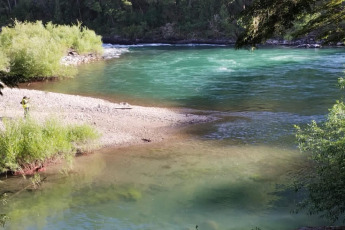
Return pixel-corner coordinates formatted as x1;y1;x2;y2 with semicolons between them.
0;87;211;149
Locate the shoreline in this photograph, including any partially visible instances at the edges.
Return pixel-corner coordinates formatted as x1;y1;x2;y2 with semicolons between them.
0;87;212;150
101;37;345;47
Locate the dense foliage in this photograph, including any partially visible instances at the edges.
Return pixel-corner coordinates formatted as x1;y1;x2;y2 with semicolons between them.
0;0;253;40
0;20;102;80
0;118;99;173
236;0;345;47
1;0;343;43
295;99;345;222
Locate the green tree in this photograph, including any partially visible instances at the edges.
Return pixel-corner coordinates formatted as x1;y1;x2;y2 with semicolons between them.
0;0;255;40
235;0;345;48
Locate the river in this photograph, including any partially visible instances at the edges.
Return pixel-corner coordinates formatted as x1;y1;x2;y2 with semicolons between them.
1;45;345;230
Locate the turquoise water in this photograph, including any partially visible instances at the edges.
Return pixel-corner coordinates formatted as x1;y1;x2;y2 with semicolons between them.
36;45;344;115
2;45;345;229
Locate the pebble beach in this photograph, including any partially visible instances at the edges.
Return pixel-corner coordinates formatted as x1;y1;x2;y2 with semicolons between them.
0;87;210;149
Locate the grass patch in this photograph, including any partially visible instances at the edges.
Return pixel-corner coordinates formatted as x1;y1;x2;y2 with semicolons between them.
0;118;99;173
0;47;9;71
45;21;103;55
0;20;103;79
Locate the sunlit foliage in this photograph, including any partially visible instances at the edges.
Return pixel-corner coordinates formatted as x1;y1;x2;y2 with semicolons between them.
236;0;345;47
0;20;102;81
0;47;8;71
0;21;71;78
45;22;103;55
295;97;345;222
0;117;99;173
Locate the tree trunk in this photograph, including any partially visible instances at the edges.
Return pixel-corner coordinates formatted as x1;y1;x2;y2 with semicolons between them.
76;0;82;21
7;0;11;12
188;0;192;8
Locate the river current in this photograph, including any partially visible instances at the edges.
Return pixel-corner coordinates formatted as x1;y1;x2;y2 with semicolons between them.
2;45;345;230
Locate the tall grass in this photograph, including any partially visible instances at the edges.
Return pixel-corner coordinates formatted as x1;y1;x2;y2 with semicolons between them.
46;22;103;55
0;47;9;71
0;118;99;173
0;20;103;79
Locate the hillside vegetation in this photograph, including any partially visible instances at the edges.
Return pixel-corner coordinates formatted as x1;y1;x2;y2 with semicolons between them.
0;0;253;41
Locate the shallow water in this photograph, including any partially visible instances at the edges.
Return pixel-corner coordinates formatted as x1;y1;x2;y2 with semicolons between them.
1;139;325;230
2;45;345;229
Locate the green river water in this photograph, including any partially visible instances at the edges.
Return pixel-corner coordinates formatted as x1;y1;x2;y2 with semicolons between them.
1;45;345;230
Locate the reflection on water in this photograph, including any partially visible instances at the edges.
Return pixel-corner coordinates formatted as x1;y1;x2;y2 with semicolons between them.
1;138;329;230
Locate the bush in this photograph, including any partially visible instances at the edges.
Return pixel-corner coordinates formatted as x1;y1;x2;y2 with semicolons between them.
0;118;99;173
45;22;103;55
295;100;345;222
0;20;103;79
0;47;8;71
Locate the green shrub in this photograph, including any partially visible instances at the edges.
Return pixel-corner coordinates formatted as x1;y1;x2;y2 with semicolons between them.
0;118;99;173
75;28;103;54
0;20;103;79
295;100;345;222
68;124;99;142
0;47;8;71
46;22;103;55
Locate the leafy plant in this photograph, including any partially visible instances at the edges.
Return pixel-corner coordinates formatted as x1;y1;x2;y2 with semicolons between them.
0;48;8;71
0;20;103;80
45;22;103;55
295;98;345;222
0;117;99;173
236;0;345;48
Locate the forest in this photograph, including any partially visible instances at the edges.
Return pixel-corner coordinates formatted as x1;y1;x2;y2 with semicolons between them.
0;0;252;42
1;0;344;44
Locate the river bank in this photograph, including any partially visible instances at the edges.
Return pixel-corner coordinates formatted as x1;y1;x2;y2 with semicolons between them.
102;36;345;47
0;87;212;149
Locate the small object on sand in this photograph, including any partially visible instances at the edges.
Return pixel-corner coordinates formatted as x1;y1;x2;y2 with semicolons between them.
142;138;151;142
120;102;129;106
116;102;132;109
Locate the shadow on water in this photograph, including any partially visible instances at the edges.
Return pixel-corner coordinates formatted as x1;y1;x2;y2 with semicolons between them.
184;111;325;148
189;181;281;212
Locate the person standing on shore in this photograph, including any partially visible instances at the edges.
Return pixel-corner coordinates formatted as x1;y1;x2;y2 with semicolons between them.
21;96;30;118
